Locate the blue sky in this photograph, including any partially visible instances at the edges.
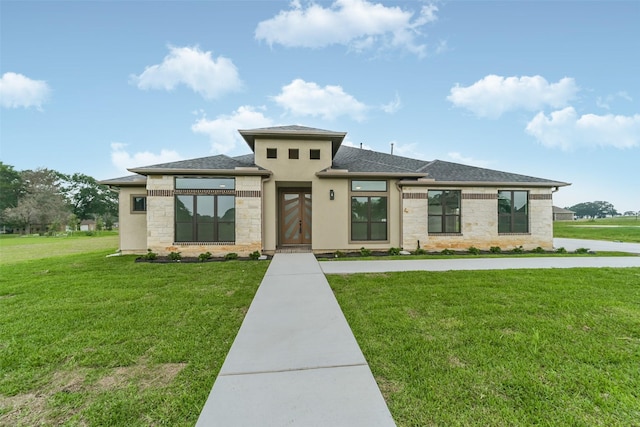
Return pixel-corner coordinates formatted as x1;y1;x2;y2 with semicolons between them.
1;0;639;212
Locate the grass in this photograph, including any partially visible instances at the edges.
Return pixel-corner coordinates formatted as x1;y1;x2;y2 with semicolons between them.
554;216;640;243
0;232;120;264
328;268;640;426
0;240;268;426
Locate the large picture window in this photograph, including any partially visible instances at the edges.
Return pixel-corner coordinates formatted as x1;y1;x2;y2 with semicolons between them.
428;190;461;233
351;180;388;241
498;190;528;233
175;178;235;242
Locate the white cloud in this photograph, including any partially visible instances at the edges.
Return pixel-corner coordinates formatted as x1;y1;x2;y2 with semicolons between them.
191;106;274;154
447;75;579;118
447;152;490;168
255;0;438;57
342;139;373;150
391;141;427;159
273;79;368;121
130;45;242;99
0;72;51;109
525;107;640;150
381;92;401;114
110;142;183;175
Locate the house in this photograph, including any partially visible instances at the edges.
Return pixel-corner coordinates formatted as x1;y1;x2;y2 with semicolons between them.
79;219;97;231
100;125;570;256
552;206;576;221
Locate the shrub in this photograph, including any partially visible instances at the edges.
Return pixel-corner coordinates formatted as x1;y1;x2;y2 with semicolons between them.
490;246;502;254
575;247;590;254
334;250;345;258
224;252;238;260
360;247;372;257
512;246;524;254
388;247;401;256
556;247;567;254
168;251;182;261
468;246;481;255
532;246;545;254
143;249;157;260
441;249;455;255
198;251;212;262
412;248;427;255
249;250;261;260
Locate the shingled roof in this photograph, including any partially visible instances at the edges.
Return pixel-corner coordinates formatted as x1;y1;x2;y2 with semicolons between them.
128;154;269;176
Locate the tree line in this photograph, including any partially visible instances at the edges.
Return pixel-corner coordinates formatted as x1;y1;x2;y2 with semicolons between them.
0;162;118;235
566;201;638;219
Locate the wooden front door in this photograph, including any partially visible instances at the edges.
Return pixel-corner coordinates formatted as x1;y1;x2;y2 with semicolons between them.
280;190;312;245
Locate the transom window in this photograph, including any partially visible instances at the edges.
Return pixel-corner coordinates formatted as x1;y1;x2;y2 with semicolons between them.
351;180;388;241
428;190;461;233
175;177;235;190
498;190;528;233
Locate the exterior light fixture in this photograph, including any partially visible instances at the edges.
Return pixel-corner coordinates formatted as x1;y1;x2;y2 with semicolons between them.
329;189;335;200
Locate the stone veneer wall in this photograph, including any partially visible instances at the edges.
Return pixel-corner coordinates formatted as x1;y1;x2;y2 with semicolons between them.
402;187;554;251
145;175;263;257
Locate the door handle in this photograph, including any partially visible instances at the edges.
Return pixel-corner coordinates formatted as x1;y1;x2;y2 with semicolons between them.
299;220;302;234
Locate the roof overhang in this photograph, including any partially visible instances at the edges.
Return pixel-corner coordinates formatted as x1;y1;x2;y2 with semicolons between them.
127;167;272;177
316;170;429;179
398;179;571;188
98;176;147;187
239;128;347;157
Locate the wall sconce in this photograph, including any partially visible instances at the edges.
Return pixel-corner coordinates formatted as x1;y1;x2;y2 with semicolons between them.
329;189;335;200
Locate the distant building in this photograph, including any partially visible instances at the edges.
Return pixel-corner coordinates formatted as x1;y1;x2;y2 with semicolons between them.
553;206;575;221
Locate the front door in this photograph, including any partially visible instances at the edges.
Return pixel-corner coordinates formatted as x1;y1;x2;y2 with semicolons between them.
280;190;311;245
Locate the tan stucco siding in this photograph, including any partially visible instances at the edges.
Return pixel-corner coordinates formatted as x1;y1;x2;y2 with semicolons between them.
117;186;147;254
403;187;555;251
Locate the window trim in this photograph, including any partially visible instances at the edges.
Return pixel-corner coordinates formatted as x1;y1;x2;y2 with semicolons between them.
349;180;389;242
498;190;529;234
428;190;461;234
130;194;147;214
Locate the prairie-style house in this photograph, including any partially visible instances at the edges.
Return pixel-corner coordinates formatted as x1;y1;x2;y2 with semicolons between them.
101;125;570;256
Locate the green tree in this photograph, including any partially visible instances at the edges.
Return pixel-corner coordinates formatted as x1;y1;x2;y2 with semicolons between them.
0;162;25;212
568;201;618;219
59;173;118;220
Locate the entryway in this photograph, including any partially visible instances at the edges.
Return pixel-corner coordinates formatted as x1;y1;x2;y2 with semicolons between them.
279;189;312;247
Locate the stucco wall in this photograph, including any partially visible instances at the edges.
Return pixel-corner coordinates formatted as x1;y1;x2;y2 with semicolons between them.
402;186;555;251
117;186;147;254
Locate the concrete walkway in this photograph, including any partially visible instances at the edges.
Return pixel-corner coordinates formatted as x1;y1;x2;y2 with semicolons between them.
196;253;395;427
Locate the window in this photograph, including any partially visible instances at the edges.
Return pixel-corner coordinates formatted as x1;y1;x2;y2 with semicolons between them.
310;149;320;160
174;178;235;242
289;148;299;159
267;148;277;159
428;190;461;233
498;190;528;233
351;180;388;241
131;195;146;213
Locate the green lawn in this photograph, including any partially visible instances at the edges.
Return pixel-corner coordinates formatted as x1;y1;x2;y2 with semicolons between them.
554;216;640;243
0;244;268;426
329;268;640;426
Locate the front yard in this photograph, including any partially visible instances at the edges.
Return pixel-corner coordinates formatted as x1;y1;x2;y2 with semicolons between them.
328;268;640;426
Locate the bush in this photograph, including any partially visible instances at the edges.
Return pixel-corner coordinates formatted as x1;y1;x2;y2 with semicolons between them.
388;247;401;256
575;247;590;254
468;246;481;255
441;249;455;255
412;248;427;255
360;247;372;257
224;252;238;260
334;250;345;258
532;246;545;254
556;247;567;254
512;246;524;254
249;250;261;260
198;251;212;262
143;249;157;260
168;251;182;261
490;246;502;254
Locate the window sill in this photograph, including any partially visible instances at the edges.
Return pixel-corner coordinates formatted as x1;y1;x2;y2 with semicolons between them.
498;233;530;236
428;233;462;236
174;242;236;245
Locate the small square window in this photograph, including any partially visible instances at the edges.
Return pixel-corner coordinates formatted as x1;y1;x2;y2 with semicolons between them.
132;195;146;213
289;148;299;159
310;149;320;160
267;148;277;159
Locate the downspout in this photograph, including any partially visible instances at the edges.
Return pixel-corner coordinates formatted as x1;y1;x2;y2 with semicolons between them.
395;180;403;249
